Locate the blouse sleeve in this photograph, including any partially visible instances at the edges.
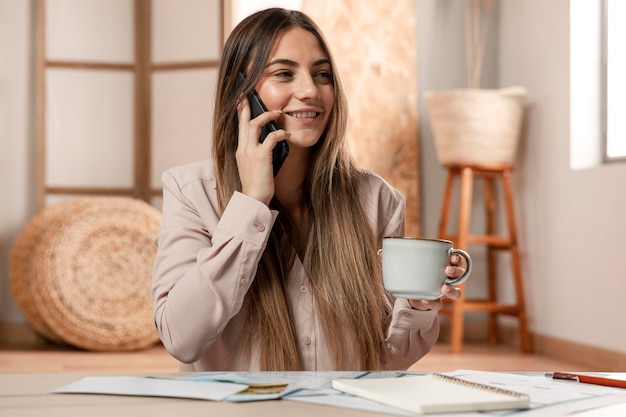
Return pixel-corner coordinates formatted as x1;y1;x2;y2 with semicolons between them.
152;169;277;364
372;176;440;370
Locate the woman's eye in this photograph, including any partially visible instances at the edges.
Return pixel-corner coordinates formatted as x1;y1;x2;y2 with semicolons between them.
274;70;293;79
316;71;333;83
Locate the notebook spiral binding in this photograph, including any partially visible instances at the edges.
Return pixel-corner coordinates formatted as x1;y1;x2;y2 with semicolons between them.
433;373;530;400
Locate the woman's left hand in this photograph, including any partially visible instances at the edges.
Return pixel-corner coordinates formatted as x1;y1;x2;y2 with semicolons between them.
408;254;464;311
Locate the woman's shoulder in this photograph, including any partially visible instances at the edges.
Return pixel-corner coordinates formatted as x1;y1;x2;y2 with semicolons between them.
356;169;406;238
356;169;405;204
161;159;217;189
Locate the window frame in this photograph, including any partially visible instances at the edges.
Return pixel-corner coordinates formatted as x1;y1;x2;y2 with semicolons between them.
602;0;626;163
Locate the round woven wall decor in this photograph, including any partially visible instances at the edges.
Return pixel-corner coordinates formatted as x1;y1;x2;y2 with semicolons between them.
9;197;162;351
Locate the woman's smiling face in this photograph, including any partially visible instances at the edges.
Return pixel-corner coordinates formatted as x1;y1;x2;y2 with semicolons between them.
254;27;335;150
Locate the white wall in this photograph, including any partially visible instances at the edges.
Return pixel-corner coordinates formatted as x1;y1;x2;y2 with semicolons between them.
498;0;626;352
0;0;37;322
2;0;626;356
418;0;626;354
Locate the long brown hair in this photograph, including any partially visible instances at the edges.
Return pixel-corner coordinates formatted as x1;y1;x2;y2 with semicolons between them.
212;8;392;370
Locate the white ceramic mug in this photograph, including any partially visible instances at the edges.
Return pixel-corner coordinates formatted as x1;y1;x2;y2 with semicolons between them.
380;237;472;300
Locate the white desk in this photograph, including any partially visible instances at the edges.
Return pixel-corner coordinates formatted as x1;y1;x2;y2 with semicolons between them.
0;373;385;417
2;372;626;417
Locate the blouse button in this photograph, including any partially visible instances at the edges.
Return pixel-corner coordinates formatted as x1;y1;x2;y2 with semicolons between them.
240;278;248;287
254;223;266;232
299;285;308;293
304;337;311;345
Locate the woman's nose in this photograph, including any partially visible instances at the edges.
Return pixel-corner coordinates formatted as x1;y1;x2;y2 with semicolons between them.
294;75;320;100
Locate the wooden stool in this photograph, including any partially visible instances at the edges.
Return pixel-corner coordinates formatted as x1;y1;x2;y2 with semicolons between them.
438;164;532;353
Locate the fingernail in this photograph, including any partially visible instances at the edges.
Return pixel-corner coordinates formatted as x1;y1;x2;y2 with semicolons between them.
445;266;454;275
451;254;460;263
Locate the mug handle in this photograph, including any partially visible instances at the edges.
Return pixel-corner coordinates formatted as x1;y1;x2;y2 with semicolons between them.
445;248;472;286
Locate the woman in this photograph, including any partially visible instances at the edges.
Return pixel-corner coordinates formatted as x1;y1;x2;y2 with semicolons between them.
152;8;463;372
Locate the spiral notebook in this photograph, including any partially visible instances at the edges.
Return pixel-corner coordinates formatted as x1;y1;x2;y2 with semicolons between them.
332;373;530;414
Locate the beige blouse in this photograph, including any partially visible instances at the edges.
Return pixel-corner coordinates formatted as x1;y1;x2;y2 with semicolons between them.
152;160;439;371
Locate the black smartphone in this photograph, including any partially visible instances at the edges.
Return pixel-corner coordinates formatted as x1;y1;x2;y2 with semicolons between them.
237;72;289;176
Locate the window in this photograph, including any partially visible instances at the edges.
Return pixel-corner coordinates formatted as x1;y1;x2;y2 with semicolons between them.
603;0;626;161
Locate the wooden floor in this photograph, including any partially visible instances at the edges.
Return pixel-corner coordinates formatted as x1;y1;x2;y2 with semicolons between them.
0;326;593;374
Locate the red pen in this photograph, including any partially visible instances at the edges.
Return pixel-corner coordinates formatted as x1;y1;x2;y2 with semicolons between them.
547;372;626;389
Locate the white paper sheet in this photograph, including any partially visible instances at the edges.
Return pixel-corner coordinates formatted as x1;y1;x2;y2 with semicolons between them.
286;370;626;416
50;376;248;401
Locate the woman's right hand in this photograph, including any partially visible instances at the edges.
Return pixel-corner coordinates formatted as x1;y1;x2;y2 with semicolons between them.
235;96;290;206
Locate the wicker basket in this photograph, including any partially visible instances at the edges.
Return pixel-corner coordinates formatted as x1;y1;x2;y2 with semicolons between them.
9;197;162;351
424;86;528;166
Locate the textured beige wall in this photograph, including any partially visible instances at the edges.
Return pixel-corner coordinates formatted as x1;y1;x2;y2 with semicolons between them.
303;0;421;237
